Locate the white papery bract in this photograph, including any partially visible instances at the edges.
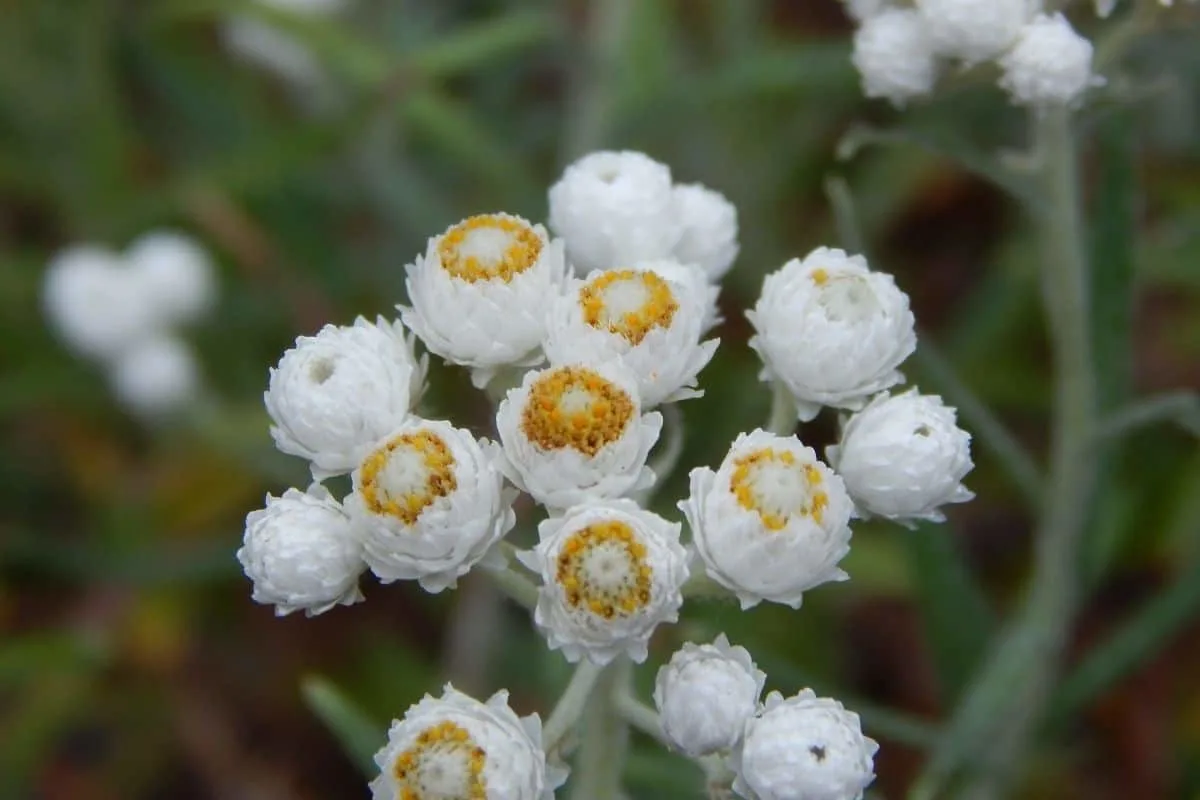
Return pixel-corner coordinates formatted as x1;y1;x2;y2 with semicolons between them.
672;183;740;282
548;150;681;274
42;245;160;361
519;499;688;664
543;262;719;408
369;685;564;800
842;0;892;22
399;212;568;389
126;231;217;327
852;8;940;107
748;247;916;421
681;429;854;610
265;316;426;480
915;0;1030;64
495;362;662;510
109;335;200;416
732;690;878;800
345;419;516;593
237;485;365;617
654;634;766;757
998;13;1098;108
827;389;974;524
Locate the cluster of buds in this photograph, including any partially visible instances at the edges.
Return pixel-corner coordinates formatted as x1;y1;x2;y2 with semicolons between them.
847;0;1102;108
42;231;216;415
237;148;974;798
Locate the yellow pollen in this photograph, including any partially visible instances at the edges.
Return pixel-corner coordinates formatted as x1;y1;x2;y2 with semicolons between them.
729;447;827;530
520;367;634;456
811;268;830;286
578;269;679;345
392;720;487;800
360;431;458;525
437;214;543;283
555;520;653;620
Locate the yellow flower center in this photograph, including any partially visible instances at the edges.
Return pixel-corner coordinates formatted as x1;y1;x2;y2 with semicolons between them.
729;447;828;530
578;269;679;345
360;430;458;525
555;520;653;620
392;720;487;800
520;367;635;456
811;267;829;286
437;214;543;283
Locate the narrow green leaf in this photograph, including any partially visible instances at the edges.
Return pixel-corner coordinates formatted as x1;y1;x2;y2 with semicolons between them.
405;10;556;78
302;675;383;776
0;633;110;684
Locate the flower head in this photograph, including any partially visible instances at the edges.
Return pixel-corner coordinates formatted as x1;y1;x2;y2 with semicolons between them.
369;684;564;800
265;316;427;479
399;213;567;388
108;334;200;416
827;389;974;524
681;430;854;609
495;362;661;510
519;499;688;664
548;150;680;273
543;262;719;407
915;0;1031;64
748;247;916;421
998;13;1099;108
852;8;940;107
672;183;740;282
654;634;766;757
236;485;365;617
126;231;217;327
732;690;878;800
346;419;516;593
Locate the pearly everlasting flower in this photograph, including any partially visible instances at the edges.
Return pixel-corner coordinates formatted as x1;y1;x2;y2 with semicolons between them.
399;213;568;388
236;485;365;617
748;247;916;421
827;389;974;524
548;150;681;274
495;362;662;510
369;685;564;800
42;245;160;361
518;499;688;664
681;429;854;610
852;9;940;107
265;316;427;479
654;634;766;757
543;261;719;408
998;14;1099;108
732;690;878;800
126;231;217;326
108;335;200;416
915;0;1031;64
842;0;892;22
345;419;516;593
672;183;740;282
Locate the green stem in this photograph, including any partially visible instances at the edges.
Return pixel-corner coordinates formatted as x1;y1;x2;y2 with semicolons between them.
543;660;606;753
634;403;686;505
569;659;631;800
480;560;539;610
1096;390;1200;441
766;381;797;436
559;0;633;160
613;692;666;745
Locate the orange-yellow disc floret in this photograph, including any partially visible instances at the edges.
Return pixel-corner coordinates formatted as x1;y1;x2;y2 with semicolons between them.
554;520;653;620
579;269;679;345
729;447;828;530
519;367;634;456
360;431;458;525
392;719;487;800
438;214;543;283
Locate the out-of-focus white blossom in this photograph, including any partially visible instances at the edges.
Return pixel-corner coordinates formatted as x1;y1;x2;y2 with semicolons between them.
108;335;200;416
221;0;344;89
915;0;1031;64
126;231;217;327
998;13;1099;108
852;9;940;106
671;183;740;282
842;0;892;22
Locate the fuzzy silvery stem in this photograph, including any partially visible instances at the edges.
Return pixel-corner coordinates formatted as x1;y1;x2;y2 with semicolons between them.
766;380;798;436
542;659;606;753
569;658;632;800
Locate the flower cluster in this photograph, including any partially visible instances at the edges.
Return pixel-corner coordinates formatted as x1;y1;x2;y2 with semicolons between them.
847;0;1101;107
238;148;974;797
42;231;216;415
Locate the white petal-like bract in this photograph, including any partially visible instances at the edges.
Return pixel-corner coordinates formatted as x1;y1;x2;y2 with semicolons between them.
108;334;200;416
998;13;1098;108
126;231;217;327
915;0;1031;64
852;8;940;107
672;183;740;282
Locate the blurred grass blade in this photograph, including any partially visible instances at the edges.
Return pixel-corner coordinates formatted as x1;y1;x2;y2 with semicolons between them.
406;10;555;78
0;633;110;684
302;675;382;776
906;523;996;702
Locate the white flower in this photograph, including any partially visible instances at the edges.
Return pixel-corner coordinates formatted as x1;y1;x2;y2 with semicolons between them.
998;14;1099;108
543;262;719;408
748;247;916;421
842;0;892;22
126;231;217;327
108;335;200;416
518;499;689;664
369;684;564;800
42;245;160;361
399;212;568;388
732;690;878;800
915;0;1031;64
827;389;974;524
236;485;365;617
654;634;766;757
852;9;940;107
548;150;681;273
265;316;427;479
672;183;740;282
680;429;854;610
495;362;662;510
345;419;517;593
